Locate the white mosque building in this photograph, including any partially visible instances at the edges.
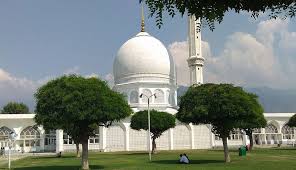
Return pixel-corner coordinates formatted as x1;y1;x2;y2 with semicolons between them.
0;14;295;153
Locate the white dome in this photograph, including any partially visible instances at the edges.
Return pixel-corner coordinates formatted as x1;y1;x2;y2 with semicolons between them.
113;32;176;84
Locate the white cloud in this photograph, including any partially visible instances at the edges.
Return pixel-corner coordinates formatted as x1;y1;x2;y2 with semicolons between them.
63;66;80;75
0;69;39;111
168;40;211;86
169;19;296;88
103;73;114;87
0;67;110;111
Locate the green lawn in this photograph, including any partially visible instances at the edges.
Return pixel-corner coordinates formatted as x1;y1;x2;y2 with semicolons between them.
1;148;296;170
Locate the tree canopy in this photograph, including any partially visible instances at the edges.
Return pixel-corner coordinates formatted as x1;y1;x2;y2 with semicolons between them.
287;114;296;127
34;75;132;170
1;102;30;114
130;110;175;153
238;93;266;150
177;83;264;162
140;0;296;30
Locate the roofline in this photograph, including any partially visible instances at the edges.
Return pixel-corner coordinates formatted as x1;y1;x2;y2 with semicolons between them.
264;113;296;117
0;114;35;119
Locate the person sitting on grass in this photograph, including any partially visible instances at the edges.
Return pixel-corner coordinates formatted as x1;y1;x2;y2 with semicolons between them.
179;153;189;164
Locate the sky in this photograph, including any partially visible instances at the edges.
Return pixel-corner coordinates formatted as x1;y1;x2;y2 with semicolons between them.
0;0;296;111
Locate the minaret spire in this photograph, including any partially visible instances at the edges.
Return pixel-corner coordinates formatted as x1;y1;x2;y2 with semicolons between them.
187;15;204;85
141;4;145;32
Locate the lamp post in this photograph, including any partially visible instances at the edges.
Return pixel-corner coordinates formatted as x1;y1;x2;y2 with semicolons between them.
140;93;156;161
8;131;17;169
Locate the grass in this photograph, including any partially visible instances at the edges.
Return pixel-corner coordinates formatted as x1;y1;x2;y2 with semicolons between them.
1;148;296;170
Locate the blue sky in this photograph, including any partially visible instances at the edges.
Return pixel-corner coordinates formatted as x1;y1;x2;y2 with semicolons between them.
0;0;296;110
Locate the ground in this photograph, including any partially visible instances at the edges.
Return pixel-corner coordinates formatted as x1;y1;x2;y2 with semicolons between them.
1;148;296;170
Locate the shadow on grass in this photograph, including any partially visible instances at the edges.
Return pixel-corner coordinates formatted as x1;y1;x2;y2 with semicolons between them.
269;148;296;151
1;165;104;170
152;159;224;165
112;152;149;156
30;155;77;159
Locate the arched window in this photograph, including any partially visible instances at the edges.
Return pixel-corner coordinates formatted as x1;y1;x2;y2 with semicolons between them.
20;126;41;147
20;126;40;139
130;91;139;104
141;89;152;103
265;124;278;133
253;128;261;133
0;126;13;140
282;124;294;139
229;128;242;140
154;89;164;103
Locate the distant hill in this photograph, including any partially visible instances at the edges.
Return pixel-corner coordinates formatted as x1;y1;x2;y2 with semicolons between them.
177;86;296;113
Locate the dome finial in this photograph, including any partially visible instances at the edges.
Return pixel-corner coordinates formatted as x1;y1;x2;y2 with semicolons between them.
141;3;145;32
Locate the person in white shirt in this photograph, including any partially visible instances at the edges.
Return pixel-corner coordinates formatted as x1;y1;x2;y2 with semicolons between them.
179;153;189;164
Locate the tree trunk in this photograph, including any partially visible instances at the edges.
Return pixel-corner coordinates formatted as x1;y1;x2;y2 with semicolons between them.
81;138;89;170
152;137;157;154
248;133;253;151
76;142;80;157
222;137;231;163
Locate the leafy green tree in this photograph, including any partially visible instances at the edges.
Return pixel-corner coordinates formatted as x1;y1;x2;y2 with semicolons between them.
140;0;296;30
238;94;266;151
130;110;176;153
177;84;264;162
287;114;296;127
1;102;30;114
34;75;132;170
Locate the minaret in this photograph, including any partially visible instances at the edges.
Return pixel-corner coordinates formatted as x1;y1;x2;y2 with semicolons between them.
187;15;204;85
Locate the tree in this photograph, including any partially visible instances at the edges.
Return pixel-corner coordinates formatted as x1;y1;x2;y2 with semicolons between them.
34;75;132;170
177;84;264;162
287;114;296;127
1;102;30;114
140;0;296;30
130;110;176;153
238;94;267;151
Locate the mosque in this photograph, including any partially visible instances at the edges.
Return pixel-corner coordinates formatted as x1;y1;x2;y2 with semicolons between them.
0;13;295;153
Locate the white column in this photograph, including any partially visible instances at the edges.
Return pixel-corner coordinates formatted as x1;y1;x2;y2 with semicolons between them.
262;128;267;144
189;124;195;149
55;129;63;153
40;129;45;152
123;123;130;151
211;133;216;148
242;132;248;146
99;126;107;152
207;125;215;148
168;128;174;150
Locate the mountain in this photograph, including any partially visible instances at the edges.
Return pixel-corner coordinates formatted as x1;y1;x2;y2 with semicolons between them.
177;86;296;113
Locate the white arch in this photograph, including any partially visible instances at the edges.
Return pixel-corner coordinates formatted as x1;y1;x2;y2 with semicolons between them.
265;124;278;133
281;124;294;139
106;124;125;151
130;90;139;103
267;120;280;131
20;126;41;139
141;89;152;103
0;126;13;139
154;89;164;103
